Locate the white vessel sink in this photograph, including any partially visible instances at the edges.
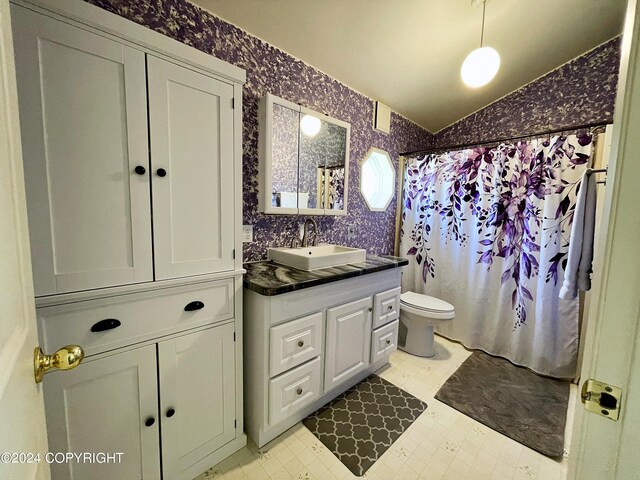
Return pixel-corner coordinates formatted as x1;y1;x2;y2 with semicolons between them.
268;244;367;271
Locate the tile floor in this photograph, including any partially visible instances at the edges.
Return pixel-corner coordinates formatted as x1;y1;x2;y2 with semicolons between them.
195;336;577;480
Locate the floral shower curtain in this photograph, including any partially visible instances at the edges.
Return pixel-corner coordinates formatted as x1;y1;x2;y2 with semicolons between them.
399;134;594;378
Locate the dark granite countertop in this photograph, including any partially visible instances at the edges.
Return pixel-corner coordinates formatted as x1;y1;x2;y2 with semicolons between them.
243;255;408;296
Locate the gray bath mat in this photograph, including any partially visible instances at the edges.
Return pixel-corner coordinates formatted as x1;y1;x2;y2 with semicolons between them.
435;351;570;457
303;375;427;476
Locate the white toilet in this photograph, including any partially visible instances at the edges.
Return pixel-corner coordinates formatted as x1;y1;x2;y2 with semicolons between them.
398;291;455;357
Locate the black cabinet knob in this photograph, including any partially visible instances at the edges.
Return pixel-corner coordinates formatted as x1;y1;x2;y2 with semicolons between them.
166;408;176;418
157;168;167;177
91;318;121;333
184;301;205;312
144;417;155;427
134;165;146;175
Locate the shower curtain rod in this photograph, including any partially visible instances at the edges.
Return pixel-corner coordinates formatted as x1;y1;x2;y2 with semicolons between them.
399;120;612;157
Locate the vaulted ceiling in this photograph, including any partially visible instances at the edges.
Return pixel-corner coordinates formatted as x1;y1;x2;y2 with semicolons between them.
191;0;626;132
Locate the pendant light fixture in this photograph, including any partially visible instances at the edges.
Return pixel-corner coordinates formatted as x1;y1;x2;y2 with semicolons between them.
461;0;500;88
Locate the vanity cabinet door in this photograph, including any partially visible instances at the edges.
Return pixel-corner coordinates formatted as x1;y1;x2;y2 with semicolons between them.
148;56;235;280
158;323;236;479
11;6;153;296
44;346;160;480
324;297;372;392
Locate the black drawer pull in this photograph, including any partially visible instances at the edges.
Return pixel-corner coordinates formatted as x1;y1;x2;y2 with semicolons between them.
184;301;205;312
91;318;121;332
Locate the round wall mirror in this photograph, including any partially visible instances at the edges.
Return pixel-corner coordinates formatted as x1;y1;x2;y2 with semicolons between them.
360;148;395;211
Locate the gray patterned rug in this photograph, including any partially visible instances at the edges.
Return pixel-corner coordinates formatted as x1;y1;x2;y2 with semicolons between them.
303;375;427;476
435;351;570;457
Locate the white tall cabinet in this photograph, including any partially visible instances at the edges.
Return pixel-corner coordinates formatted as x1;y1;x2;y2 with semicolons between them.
11;0;247;478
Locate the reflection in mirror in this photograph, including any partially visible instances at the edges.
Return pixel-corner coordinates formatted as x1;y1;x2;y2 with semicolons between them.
271;103;301;208
299;117;347;210
361;148;395;211
318;166;345;210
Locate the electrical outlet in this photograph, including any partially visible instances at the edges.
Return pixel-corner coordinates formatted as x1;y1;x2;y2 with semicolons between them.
347;224;356;237
242;225;253;243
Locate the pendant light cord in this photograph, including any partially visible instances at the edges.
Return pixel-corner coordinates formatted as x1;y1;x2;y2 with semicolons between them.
480;0;486;47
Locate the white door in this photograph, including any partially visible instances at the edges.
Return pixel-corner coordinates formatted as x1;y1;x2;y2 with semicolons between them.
158;324;236;480
147;55;235;280
11;5;153;296
570;1;640;478
324;297;372;391
0;0;49;477
44;346;160;480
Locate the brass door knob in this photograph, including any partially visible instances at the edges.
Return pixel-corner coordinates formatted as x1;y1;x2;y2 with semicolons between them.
34;345;85;383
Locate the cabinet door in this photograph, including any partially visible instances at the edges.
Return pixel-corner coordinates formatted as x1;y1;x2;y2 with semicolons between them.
44;345;160;480
11;6;153;296
324;297;372;391
148;56;235;280
158;323;236;479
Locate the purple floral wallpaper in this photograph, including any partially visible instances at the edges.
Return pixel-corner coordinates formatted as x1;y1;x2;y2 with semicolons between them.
84;0;433;261
434;38;621;147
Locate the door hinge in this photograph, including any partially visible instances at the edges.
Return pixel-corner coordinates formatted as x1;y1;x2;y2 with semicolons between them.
232;249;236;259
233;331;236;342
581;379;622;421
234;419;237;429
231;98;235;109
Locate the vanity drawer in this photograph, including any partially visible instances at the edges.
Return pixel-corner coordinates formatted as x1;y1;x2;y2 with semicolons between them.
269;357;322;426
38;280;234;357
371;319;399;363
269;312;323;377
373;287;401;329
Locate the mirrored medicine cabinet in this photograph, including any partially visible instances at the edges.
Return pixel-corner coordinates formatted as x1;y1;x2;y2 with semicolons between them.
258;93;350;215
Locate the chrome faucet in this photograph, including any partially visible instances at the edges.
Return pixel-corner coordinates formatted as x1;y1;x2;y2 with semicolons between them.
301;218;318;247
289;236;301;248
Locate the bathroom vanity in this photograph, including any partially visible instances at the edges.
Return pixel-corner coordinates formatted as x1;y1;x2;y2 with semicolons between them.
243;256;407;447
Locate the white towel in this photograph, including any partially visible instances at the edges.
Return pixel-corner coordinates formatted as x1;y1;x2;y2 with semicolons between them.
298;192;309;209
276;191;310;208
559;172;598;299
278;191;298;208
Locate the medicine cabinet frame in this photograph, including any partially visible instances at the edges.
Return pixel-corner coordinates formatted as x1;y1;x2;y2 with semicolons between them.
258;93;350;216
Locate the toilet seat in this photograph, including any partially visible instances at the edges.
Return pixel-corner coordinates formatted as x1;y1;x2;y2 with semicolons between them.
400;292;455;320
